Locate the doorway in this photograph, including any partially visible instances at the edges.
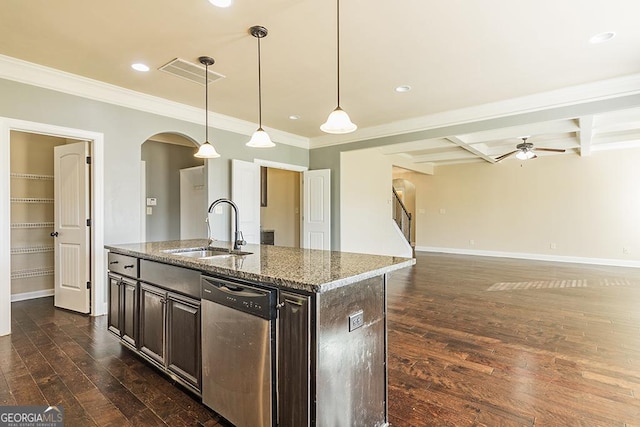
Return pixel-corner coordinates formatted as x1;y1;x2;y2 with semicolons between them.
260;167;301;248
1;118;105;336
141;133;205;242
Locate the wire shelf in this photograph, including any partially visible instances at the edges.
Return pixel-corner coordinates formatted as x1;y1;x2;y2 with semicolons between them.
11;246;54;255
11;266;54;280
11;222;54;229
10;173;54;181
10;198;54;204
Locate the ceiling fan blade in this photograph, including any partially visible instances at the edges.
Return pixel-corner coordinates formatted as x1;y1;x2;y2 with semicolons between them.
534;147;566;153
495;150;518;162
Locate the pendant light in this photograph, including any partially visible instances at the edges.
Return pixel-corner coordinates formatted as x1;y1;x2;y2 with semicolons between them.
321;0;357;134
194;56;221;159
247;26;275;148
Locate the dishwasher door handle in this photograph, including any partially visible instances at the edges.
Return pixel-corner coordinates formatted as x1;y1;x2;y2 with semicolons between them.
217;283;265;297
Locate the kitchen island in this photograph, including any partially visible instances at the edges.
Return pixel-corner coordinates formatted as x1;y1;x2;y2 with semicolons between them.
105;239;414;427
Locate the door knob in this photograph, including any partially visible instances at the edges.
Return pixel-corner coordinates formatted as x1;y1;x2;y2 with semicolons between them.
50;231;59;237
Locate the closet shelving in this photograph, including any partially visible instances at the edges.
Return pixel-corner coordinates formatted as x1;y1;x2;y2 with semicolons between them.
10;172;55;289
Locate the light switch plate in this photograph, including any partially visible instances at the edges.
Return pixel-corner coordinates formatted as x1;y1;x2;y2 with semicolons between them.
146;197;157;206
146;207;153;215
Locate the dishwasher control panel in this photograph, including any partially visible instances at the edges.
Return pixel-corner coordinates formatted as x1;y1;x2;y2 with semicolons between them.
201;276;276;320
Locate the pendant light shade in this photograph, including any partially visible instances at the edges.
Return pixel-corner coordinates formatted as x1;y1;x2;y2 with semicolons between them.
247;26;275;148
321;0;357;134
320;107;357;134
194;56;221;159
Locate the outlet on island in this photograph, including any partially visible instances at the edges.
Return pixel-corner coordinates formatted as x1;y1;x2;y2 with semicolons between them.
349;310;364;332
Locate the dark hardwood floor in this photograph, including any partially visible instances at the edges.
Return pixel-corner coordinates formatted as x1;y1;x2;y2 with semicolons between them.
387;252;640;426
2;252;640;426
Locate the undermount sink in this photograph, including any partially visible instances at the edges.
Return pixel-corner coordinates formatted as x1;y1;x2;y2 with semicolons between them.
164;247;252;259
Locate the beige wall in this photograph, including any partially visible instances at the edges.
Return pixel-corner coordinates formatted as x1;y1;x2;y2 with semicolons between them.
341;149;413;257
412;147;640;263
260;168;300;247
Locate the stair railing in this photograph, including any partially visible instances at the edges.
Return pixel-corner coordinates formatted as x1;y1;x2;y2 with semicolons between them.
392;187;412;244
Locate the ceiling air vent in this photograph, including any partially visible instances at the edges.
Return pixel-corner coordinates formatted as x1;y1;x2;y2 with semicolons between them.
158;58;225;86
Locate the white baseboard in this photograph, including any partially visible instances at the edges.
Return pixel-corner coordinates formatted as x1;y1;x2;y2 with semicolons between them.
11;289;54;302
415;246;640;268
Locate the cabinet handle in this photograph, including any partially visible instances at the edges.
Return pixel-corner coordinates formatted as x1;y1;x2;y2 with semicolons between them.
124;264;135;269
109;261;119;265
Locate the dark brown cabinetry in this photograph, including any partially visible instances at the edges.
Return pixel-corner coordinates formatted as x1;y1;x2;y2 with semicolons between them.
277;291;311;427
139;282;201;391
107;253;201;395
167;295;201;388
107;253;139;349
139;283;165;364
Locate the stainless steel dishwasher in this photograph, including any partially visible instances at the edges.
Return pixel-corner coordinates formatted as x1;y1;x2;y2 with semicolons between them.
201;276;277;427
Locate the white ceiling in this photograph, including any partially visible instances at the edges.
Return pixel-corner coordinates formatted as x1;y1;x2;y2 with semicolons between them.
2;0;640;166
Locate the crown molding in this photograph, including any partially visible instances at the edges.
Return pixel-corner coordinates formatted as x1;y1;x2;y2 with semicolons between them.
310;73;640;149
0;54;309;149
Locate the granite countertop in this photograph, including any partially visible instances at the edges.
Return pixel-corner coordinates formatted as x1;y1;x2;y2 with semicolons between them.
105;239;415;293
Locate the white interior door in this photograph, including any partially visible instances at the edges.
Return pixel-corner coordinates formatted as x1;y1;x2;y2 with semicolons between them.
302;169;331;250
53;141;90;313
231;159;260;244
180;165;206;239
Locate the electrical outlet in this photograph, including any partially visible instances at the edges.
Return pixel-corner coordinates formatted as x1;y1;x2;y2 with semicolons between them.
349;310;364;332
550;243;557;249
469;239;475;246
214;205;223;214
146;207;153;215
439;208;446;215
623;247;629;254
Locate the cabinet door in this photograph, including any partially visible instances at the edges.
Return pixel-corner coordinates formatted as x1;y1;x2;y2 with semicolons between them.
121;277;138;348
278;292;310;427
107;274;121;337
139;283;166;366
166;293;201;389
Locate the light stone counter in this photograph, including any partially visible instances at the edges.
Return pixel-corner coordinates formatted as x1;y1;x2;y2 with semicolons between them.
105;239;415;293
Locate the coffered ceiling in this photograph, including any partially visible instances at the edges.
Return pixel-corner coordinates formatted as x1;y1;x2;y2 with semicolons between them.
2;0;640;166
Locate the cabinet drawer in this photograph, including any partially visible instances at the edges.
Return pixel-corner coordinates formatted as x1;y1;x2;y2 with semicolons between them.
108;252;139;277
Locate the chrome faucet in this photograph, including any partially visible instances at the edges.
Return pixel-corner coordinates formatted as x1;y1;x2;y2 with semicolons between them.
207;198;246;250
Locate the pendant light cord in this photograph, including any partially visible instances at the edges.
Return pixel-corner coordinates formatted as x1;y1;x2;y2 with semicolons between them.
204;62;209;141
336;0;341;108
257;35;263;129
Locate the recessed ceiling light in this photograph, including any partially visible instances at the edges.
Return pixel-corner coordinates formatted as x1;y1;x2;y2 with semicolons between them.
131;63;150;72
589;31;616;44
289;115;300;120
395;85;411;93
208;0;232;7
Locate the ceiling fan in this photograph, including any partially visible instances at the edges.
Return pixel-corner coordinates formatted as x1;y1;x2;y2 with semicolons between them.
495;137;566;162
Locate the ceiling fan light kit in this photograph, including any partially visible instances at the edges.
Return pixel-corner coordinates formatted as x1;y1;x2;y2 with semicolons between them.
194;56;221;159
495;137;566;162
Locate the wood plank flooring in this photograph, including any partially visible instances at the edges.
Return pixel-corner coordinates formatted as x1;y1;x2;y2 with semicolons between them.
387;252;640;426
0;297;226;426
2;252;640;425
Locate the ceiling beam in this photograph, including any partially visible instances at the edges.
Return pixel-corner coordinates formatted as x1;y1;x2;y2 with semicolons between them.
378;138;452;155
410;149;479;163
579;115;594;156
446;136;497;163
457;119;580;145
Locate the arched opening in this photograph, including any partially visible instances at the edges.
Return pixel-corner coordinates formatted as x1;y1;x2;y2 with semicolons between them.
141;132;205;242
